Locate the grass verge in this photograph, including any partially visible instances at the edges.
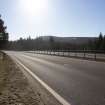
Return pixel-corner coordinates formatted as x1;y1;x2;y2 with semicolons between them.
0;53;44;105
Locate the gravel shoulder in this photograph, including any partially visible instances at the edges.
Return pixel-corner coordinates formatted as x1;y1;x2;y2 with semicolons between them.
0;52;61;105
0;53;45;105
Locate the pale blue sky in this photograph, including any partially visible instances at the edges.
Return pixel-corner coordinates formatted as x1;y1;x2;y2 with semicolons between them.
0;0;105;40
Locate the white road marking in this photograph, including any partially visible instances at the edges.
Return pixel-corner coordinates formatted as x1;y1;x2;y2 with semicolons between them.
15;58;71;105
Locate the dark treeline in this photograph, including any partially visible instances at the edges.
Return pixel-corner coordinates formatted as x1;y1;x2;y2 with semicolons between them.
7;33;105;52
8;36;81;51
95;32;105;51
0;15;8;49
1;14;105;52
87;32;105;52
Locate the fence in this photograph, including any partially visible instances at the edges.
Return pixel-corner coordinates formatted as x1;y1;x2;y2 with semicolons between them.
27;50;105;61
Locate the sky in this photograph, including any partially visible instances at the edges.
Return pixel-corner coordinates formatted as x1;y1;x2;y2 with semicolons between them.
0;0;105;40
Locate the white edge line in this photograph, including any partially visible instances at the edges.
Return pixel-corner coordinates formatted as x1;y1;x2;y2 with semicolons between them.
15;58;71;105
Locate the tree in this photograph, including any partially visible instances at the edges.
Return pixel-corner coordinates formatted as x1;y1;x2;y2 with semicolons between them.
102;35;105;52
49;36;55;50
0;15;8;49
95;32;103;50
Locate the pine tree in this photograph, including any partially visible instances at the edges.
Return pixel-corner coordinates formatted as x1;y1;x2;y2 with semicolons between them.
0;15;8;49
95;32;103;50
103;35;105;52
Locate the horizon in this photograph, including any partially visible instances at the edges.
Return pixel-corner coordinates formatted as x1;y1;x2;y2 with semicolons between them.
0;0;105;40
9;35;98;41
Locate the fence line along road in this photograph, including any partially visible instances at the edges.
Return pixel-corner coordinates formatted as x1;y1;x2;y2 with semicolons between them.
26;50;105;61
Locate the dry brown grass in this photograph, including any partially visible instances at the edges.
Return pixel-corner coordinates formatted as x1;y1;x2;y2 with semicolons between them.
0;53;44;105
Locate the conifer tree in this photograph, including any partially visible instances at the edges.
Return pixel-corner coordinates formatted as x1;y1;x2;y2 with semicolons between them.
0;15;8;49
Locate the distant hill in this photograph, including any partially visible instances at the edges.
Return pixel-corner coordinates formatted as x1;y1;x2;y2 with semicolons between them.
39;36;96;44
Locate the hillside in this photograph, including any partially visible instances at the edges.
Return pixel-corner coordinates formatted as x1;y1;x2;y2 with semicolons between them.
40;36;96;44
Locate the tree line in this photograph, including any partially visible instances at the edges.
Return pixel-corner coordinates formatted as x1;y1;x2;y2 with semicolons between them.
95;32;105;51
7;34;105;52
0;15;8;49
0;15;105;52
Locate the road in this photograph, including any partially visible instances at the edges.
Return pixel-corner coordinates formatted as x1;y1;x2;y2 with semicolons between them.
6;51;105;105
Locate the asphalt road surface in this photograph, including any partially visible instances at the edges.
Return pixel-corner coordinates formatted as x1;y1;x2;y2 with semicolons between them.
6;51;105;105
